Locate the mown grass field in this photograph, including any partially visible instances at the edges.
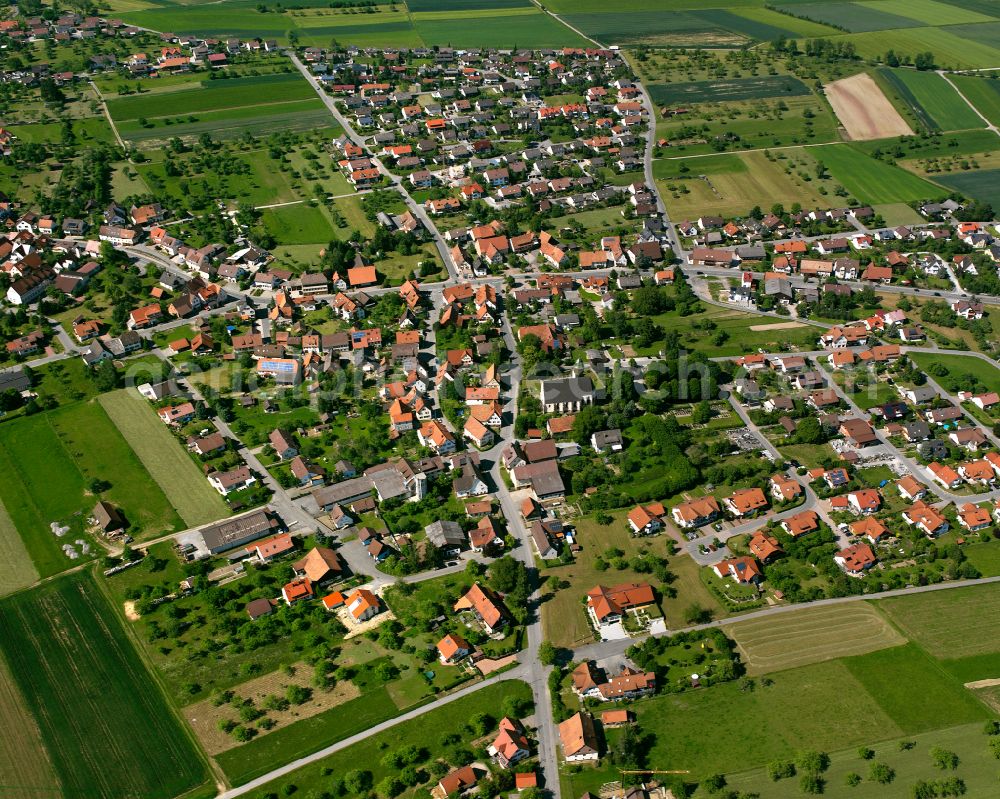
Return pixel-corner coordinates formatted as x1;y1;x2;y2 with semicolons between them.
878;68;985;131
725;602;905;675
814;143;943;204
877;582;1000;662
0;401;184;578
99;388;229;527
726;722;1000;798
0;572;208;799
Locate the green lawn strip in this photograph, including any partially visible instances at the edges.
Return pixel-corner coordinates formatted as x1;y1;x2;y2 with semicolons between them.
236;680;533;795
99;388;229;527
939;650;1000;684
0;572;209;799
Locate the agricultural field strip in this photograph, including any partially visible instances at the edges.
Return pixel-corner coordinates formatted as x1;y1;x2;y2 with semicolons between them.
99;389;229;527
0;654;59;797
0;495;38;597
0;575;207;799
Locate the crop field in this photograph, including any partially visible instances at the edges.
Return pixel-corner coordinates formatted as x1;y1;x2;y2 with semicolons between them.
0;655;60;798
649;74;809;105
775;1;925;31
0;402;184;578
937;168;1000;209
826;72;914;140
725;603;905;674
877;581;1000;661
407;0;530;9
105;73;328;142
99;389;229;527
563;11;745;47
654;149;836;219
414;10;587;47
950;75;1000;127
813;143;942;204
878;68;985;131
823;27;1000;70
0;573;208;799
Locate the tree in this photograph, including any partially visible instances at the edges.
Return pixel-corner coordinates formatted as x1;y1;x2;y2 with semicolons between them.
768;760;796;781
930;747;959;770
684;603;711;624
799;774;824;795
868;762;894;784
538;641;557;665
702;774;727;793
796;751;829;775
691;400;712;425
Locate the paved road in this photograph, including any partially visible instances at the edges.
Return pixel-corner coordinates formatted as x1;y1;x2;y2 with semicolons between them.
288;53;458;281
216;670;534;799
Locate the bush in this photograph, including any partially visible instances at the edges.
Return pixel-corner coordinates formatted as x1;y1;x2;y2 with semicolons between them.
799;773;824;794
768;760;796;781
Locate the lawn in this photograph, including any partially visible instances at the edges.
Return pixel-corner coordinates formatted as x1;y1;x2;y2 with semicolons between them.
539;510;704;649
813;143;943;205
241;680;533;798
878;67;985;131
962;540;1000;577
726;722;1000;798
908;352;1000;396
260;202;338;245
99;388;229;527
0;401;184;578
724;602;905;675
0;572;209;799
639;301;820;358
